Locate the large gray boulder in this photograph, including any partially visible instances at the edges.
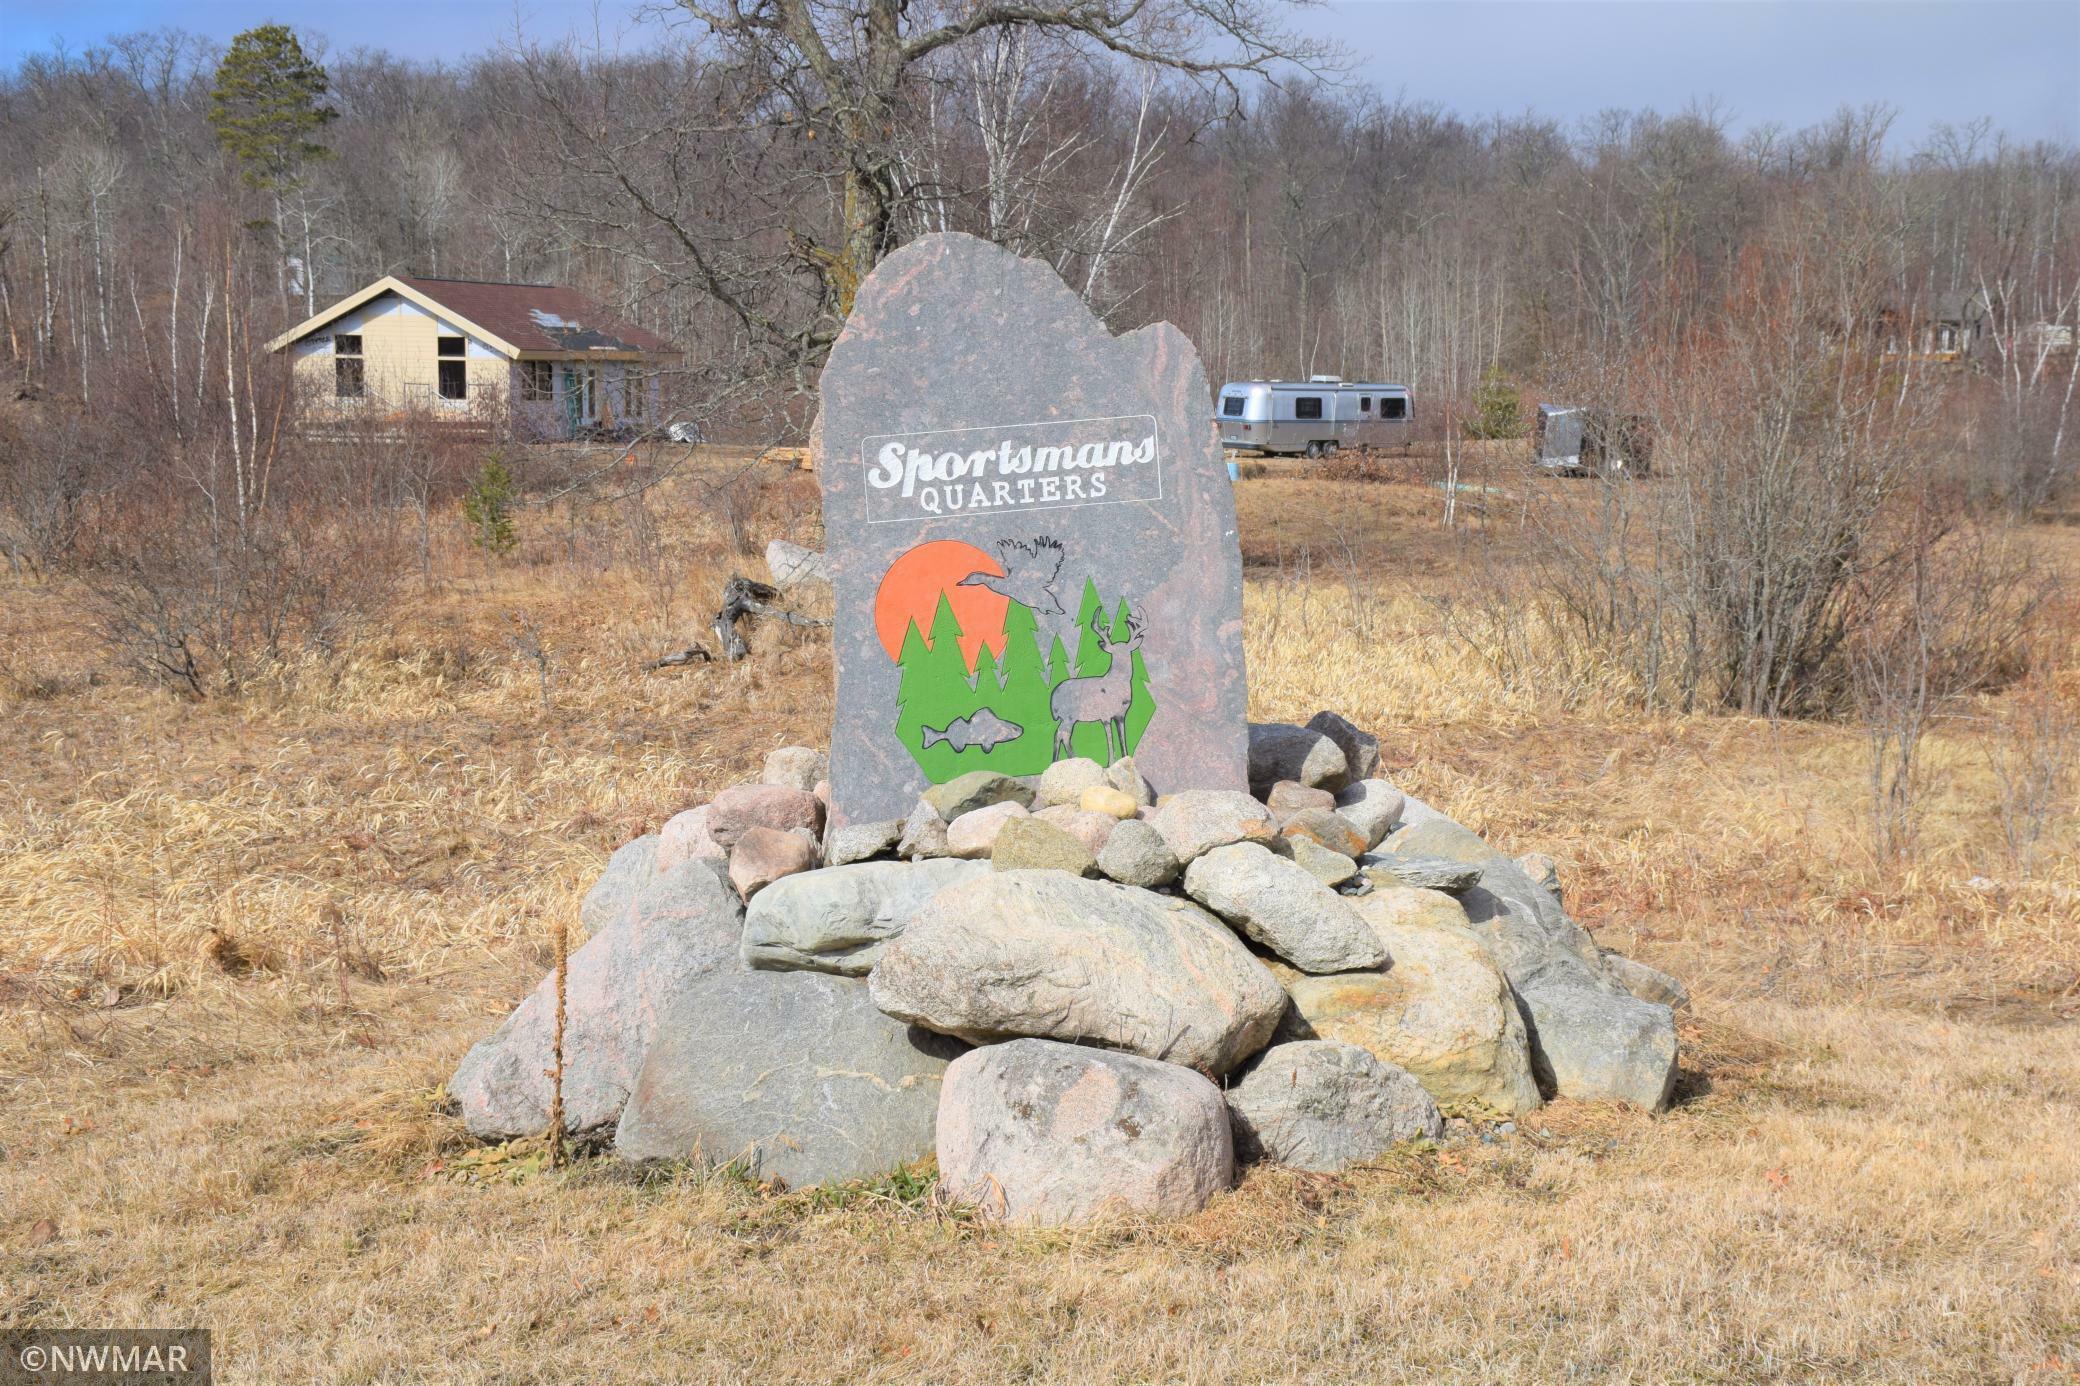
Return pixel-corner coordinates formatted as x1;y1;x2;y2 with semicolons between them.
449;853;743;1139
1225;1041;1442;1172
869;870;1287;1076
1247;722;1349;795
937;1039;1232;1225
1181;842;1387;974
580;834;660;935
740;859;988;975
1387;810;1678;1110
616;968;962;1188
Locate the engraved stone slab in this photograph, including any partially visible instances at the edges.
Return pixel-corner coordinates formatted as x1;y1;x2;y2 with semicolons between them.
817;233;1248;827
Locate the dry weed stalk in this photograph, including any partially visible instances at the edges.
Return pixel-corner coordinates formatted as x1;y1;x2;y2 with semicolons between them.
547;916;569;1171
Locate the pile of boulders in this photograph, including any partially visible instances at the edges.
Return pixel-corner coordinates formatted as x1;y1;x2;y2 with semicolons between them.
448;711;1686;1225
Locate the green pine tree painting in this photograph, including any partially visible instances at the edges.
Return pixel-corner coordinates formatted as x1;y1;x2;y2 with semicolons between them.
981;600;1056;775
894;596;981;782
890;574;1156;780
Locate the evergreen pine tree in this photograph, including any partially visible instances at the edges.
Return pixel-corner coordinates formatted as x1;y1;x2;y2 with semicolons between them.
209;26;336;204
461;458;518;556
972;642;1003;699
1465;367;1524;440
1046;633;1072;690
210;25;337;302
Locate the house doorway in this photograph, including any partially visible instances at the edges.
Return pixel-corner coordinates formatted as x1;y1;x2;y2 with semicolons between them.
560;365;598;432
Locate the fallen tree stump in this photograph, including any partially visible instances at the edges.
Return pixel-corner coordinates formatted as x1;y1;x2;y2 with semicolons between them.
648;574;832;669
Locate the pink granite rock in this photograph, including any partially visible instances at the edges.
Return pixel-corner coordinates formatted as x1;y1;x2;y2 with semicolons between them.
728;826;819;899
656;805;726;873
707;784;824;851
1265;780;1336;823
936;1039;1233;1226
1034;804;1116;856
946;800;1030;858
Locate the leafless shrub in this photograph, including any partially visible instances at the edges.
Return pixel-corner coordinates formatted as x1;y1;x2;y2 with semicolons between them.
1987;675;2079;878
0;406;134;574
1847;511;2047;859
79;504;404;698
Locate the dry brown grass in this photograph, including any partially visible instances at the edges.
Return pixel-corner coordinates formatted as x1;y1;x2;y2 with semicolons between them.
3;457;2077;1381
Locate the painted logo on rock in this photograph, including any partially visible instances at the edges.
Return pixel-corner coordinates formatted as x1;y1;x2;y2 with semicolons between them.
874;535;1156;780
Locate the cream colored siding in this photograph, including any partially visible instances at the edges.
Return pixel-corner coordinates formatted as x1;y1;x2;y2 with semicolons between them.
279;280;677;440
289;295;508;409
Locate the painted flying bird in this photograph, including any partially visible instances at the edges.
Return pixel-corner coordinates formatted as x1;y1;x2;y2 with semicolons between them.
958;536;1067;615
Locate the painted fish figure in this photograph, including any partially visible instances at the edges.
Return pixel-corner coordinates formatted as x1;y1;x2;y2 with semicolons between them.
922;708;1025;754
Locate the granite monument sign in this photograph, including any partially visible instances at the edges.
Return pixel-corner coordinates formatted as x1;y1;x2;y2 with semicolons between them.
818;233;1249;826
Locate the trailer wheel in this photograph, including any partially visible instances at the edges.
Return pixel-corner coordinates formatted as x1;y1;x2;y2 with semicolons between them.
1322;442;1340;458
1304;441;1324;460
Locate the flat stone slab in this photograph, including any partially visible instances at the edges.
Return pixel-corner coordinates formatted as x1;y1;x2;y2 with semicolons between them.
740;858;989;975
817;232;1249;826
1181;842;1387;974
1361;851;1484;893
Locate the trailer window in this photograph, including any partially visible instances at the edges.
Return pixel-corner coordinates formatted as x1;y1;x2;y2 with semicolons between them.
1359;396;1372;412
1221;395;1245;417
1381;397;1407;420
1294;396;1324;420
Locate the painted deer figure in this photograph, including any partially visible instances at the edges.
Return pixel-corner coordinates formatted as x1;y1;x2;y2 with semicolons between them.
1049;607;1144;763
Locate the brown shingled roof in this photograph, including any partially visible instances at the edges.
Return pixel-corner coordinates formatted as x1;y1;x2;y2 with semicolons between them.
397;277;677;355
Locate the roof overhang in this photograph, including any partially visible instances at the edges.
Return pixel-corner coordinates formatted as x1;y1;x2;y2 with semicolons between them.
265;275;526;357
512;349;684;362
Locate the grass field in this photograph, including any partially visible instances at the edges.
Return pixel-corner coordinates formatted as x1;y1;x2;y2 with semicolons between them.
3;454;2077;1382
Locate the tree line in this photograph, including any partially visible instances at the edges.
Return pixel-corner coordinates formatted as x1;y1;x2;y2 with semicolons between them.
3;19;2074;429
0;12;2074;775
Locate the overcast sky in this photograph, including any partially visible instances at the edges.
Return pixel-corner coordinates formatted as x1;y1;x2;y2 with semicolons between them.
4;0;2075;149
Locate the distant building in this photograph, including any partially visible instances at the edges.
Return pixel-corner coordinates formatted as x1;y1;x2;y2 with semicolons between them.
1878;289;1991;365
266;275;678;439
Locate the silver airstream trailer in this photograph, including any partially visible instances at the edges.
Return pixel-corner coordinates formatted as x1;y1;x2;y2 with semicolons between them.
1216;377;1413;458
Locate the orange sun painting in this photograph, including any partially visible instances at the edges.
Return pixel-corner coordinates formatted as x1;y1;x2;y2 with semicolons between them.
873;540;1008;669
